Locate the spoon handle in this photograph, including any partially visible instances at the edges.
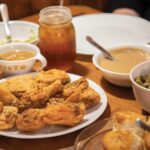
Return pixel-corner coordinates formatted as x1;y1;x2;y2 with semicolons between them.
86;36;114;60
0;4;10;37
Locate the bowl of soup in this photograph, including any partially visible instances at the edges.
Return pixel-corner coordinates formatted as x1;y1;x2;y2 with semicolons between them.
0;42;47;76
92;44;150;87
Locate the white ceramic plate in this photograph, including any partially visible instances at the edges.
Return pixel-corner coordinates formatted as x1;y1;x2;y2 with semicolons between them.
0;21;39;45
73;13;150;55
0;73;107;139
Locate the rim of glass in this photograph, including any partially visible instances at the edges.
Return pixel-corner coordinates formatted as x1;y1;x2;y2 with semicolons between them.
39;6;72;25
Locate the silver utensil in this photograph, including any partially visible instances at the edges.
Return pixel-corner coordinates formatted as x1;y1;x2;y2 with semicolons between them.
136;118;150;131
86;35;115;61
0;3;11;43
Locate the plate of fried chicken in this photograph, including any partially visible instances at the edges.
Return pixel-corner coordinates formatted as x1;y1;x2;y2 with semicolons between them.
0;69;107;139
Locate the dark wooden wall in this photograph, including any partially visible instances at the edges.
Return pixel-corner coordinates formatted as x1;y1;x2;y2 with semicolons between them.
0;0;108;20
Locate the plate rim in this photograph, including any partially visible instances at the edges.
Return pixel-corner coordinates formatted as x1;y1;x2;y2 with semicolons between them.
0;72;107;139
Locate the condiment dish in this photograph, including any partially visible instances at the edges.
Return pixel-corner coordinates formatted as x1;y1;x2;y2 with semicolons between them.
92;43;150;87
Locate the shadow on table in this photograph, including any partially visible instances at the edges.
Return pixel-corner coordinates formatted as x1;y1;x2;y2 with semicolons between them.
100;77;135;100
76;54;92;62
100;103;111;119
69;62;89;76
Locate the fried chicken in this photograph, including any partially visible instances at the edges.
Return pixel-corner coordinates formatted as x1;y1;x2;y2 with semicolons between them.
18;80;63;111
0;86;19;106
1;75;38;98
42;99;85;126
0;69;100;132
16;108;44;132
66;87;100;108
63;78;100;108
62;78;89;98
0;106;18;130
35;69;71;86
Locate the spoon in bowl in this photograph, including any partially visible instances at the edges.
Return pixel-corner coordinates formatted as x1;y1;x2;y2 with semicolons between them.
0;4;12;43
86;35;115;61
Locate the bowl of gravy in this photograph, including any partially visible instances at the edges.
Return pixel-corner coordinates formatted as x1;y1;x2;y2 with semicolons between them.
0;43;47;76
92;44;150;87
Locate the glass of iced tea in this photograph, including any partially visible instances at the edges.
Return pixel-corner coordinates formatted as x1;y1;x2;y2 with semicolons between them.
38;6;76;71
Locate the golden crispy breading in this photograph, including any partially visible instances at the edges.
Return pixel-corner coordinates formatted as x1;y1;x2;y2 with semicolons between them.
0;106;18;130
113;111;146;138
35;69;70;86
16;108;44;132
79;87;100;108
62;78;89;98
2;75;38;98
0;86;19;106
66;87;100;108
42;99;85;126
18;80;63;111
101;130;144;150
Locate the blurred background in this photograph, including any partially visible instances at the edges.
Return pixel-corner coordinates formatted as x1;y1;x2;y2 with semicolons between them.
0;0;108;20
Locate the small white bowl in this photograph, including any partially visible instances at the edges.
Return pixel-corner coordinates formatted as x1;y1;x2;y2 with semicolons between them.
0;42;47;76
0;21;39;45
130;60;150;112
92;44;150;87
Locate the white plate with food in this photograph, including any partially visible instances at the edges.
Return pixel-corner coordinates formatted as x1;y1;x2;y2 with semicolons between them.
0;21;39;45
73;13;150;55
0;70;107;139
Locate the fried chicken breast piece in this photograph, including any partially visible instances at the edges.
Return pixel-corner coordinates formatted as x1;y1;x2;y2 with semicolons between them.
16;108;45;132
66;87;100;109
0;86;19;106
42;99;85;126
62;78;89;98
0;106;18;130
18;80;63;111
1;75;38;98
35;69;70;86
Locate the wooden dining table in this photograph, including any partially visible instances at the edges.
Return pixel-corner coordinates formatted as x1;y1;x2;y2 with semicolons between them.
0;5;147;150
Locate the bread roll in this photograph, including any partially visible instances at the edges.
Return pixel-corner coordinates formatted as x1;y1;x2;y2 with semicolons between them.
113;111;146;137
101;130;144;150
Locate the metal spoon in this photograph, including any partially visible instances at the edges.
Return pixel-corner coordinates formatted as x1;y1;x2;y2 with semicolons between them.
136;118;150;131
0;3;11;43
86;35;115;61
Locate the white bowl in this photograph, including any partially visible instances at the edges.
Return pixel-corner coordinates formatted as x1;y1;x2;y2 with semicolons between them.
92;44;150;87
0;21;39;45
130;60;150;112
0;42;47;76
